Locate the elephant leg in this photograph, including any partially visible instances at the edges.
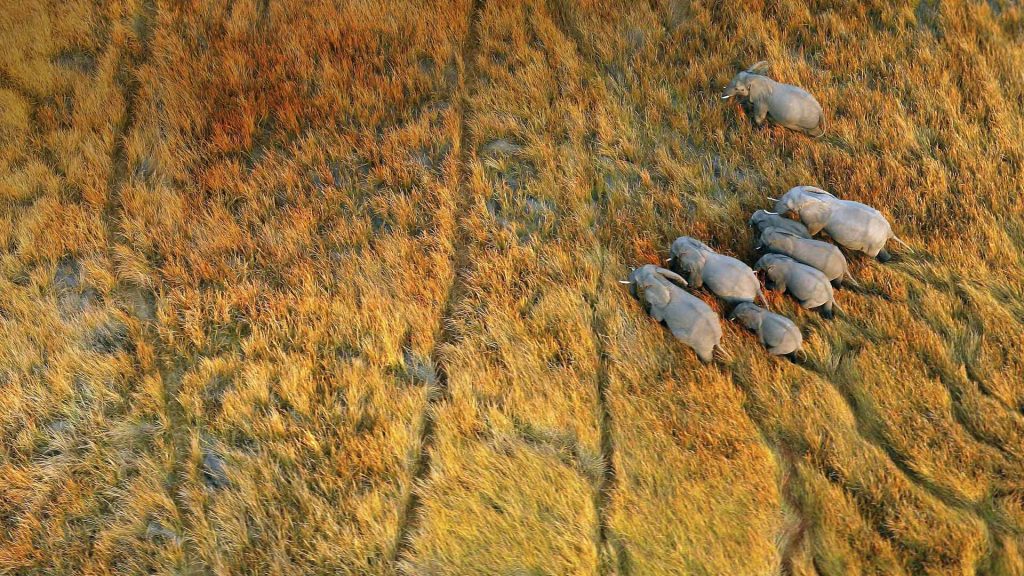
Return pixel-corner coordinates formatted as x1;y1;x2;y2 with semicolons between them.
783;352;800;364
690;274;703;290
752;101;769;125
740;98;754;116
876;248;892;263
819;301;835;319
805;223;825;236
831;278;843;289
696;347;714;364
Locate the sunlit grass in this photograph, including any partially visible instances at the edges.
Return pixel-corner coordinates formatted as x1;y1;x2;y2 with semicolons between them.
2;0;1023;574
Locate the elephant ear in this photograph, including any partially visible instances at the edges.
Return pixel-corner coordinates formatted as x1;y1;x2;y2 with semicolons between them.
643;281;672;320
674;249;706;288
746;61;769;74
799;199;832;235
696;249;709;271
682;247;708;269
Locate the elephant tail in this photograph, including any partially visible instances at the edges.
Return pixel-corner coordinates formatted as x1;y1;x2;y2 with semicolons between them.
831;299;845;316
713;342;734;364
844;271;862;288
842;261;862;288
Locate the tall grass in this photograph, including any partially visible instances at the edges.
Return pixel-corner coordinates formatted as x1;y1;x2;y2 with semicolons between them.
1;0;1022;574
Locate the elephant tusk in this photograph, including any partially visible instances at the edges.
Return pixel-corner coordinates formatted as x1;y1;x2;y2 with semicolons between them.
766;196;778;202
763;211;778;215
721;94;732;99
618;280;631;284
892;236;912;249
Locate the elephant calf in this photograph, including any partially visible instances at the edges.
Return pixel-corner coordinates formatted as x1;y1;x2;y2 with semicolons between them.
754;254;838;319
729;302;803;359
669;236;767;306
757;228;852;288
722;62;825;137
773;186;908;262
748;209;811;239
621;265;722;364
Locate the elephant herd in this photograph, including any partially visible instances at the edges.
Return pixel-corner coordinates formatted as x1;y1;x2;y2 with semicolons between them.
621;63;909;363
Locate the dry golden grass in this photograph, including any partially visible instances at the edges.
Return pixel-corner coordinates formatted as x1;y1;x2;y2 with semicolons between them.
2;0;1024;574
400;2;608;572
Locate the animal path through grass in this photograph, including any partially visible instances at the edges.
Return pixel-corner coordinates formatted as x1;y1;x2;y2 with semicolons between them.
543;0;625;571
393;0;486;566
104;0;200;565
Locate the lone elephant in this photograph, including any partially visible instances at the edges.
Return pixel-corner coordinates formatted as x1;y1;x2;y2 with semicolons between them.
722;61;825;137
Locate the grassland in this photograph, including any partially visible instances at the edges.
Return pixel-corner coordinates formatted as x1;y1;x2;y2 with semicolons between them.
1;0;1023;574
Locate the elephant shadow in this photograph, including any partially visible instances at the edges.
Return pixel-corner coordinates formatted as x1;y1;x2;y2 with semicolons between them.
841;281;893;302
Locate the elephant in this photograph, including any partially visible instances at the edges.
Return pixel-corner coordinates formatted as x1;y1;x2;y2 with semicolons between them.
729;302;803;359
756;227;854;288
754;254;839;319
772;186;910;262
668;236;768;306
721;61;825;137
620;265;722;364
748;209;811;239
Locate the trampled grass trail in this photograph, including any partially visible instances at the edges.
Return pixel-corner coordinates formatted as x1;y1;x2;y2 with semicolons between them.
393;0;485;565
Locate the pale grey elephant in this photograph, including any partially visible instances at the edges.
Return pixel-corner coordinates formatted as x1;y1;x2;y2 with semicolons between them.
772;186;910;262
757;228;854;288
754;254;838;319
620;265;722;363
721;62;825;137
748;209;811;238
729;302;803;359
668;236;767;306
